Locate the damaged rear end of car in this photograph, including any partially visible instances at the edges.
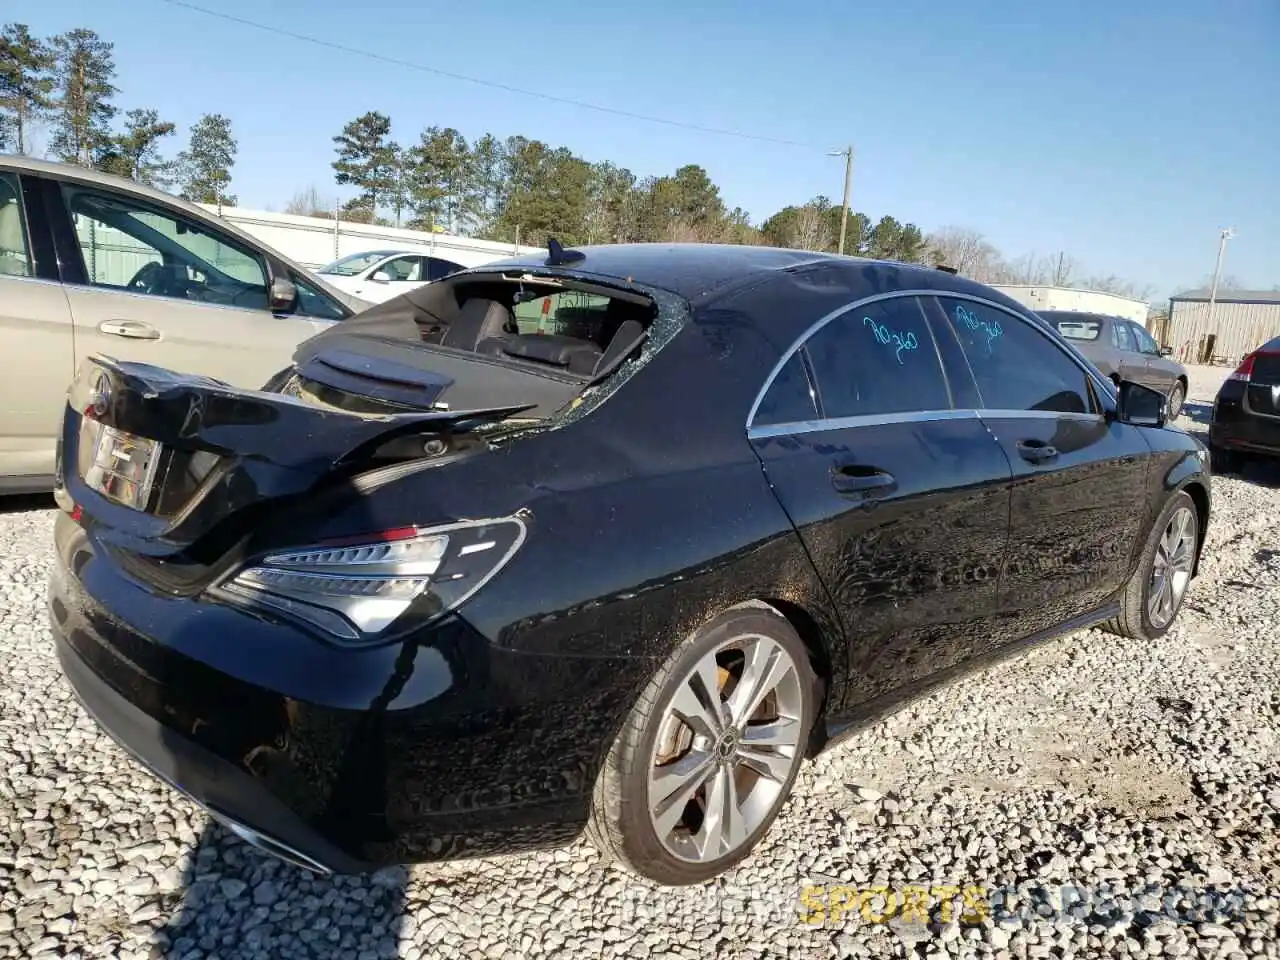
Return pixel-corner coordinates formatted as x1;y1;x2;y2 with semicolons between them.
49;262;689;870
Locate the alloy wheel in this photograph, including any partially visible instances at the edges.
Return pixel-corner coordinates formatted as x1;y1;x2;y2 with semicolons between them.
1168;383;1185;420
647;634;804;863
1148;505;1196;629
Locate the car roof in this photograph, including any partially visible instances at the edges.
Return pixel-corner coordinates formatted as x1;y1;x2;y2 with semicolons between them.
486;242;994;307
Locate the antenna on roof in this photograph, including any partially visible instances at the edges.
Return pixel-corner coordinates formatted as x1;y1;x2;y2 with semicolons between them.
546;238;585;267
935;263;959;275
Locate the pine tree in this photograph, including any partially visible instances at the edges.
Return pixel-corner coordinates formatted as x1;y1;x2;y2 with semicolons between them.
0;23;55;155
99;108;176;186
49;28;117;166
176;113;237;207
331;111;396;219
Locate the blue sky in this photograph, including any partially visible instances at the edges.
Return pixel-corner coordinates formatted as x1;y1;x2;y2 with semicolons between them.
19;0;1279;299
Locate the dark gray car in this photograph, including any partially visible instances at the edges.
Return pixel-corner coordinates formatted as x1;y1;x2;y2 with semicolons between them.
1039;310;1188;419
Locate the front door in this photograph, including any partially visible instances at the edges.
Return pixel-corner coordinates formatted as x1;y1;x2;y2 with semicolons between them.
747;294;1013;706
1128;321;1179;394
46;178;330;390
1109;319;1152;386
931;296;1151;638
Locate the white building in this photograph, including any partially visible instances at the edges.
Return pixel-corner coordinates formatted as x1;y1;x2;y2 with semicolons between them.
988;285;1150;324
196;205;542;270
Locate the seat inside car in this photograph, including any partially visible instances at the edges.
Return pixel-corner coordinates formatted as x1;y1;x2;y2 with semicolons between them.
443;297;512;350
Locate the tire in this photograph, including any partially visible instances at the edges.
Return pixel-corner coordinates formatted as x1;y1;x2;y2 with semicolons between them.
1167;380;1186;421
587;603;818;885
1102;490;1199;642
1209;443;1241;475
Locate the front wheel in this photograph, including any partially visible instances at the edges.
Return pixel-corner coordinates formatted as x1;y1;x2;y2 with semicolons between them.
587;604;817;885
1102;490;1199;641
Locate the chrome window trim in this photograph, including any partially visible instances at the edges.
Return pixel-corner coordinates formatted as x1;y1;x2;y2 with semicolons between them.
745;288;1117;435
748;408;977;441
747;406;1104;441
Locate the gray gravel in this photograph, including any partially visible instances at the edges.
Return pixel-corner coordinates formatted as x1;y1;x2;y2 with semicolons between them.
2;367;1278;959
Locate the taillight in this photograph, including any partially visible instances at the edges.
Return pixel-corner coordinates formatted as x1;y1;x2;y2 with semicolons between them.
1228;353;1256;382
210;515;528;644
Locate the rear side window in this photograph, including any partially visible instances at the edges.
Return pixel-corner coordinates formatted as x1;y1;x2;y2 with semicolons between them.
0;172;32;277
803;296;951;418
1112;321;1135;352
753;353;817;426
937;298;1094;415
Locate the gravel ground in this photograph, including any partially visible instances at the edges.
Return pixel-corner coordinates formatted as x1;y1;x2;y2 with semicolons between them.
2;364;1278;960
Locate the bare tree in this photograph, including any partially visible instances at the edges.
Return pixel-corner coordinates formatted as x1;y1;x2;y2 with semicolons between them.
925;227;1002;280
792;203;832;251
283;184;334;218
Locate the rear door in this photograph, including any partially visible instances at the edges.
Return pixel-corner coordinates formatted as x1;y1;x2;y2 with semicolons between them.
930;295;1150;637
41;176;332;389
0;170;75;484
747;293;1013;705
1109;319;1152;385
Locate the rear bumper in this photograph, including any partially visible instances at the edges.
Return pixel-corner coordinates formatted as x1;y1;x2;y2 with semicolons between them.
55;633;369;874
49;513;649;871
1210;395;1280;457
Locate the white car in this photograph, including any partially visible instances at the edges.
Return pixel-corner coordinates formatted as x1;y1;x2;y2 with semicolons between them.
316;250;466;304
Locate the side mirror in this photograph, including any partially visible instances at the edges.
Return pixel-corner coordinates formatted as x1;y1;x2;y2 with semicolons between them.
371;270;392;282
1160;345;1173;356
1114;379;1167;428
269;276;298;314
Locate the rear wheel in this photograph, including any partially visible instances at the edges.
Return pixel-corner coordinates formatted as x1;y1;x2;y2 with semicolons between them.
1167;380;1186;421
1102;490;1198;641
587;604;817;885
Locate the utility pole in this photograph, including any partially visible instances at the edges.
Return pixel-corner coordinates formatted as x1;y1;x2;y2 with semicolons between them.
1205;226;1236;345
829;146;854;255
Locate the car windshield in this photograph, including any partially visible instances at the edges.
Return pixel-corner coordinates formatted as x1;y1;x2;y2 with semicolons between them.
317;251;399;276
1054;319;1103;341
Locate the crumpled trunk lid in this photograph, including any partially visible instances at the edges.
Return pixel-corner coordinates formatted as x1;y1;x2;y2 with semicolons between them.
55;353;542;558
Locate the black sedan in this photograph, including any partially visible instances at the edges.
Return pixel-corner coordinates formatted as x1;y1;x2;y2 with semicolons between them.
1208;336;1280;472
49;243;1211;886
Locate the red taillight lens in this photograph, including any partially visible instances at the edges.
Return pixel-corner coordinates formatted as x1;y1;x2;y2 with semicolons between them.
1228;353;1256;382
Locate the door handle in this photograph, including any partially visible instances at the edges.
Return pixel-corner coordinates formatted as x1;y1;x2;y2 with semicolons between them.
1016;439;1059;464
830;464;897;498
98;319;160;340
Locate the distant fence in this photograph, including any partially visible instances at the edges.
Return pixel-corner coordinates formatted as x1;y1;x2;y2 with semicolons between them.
1164;300;1280;365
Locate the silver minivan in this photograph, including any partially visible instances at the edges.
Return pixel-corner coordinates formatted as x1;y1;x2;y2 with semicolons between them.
0;157;367;493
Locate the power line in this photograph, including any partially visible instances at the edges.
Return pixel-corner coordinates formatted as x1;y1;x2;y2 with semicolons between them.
161;0;822;150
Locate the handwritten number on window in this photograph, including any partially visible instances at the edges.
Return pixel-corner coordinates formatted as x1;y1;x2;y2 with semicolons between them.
955;304;1002;354
863;316;919;364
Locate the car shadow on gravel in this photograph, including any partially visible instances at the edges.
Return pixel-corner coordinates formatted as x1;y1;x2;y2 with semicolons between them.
0;493;55;514
154;820;407;958
1180;400;1213;426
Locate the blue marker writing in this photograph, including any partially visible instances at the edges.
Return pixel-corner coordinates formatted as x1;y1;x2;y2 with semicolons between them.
955;304;1002;352
864;316;919;364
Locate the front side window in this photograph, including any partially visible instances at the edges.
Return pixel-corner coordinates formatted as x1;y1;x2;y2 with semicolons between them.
378;255;423;282
1130;322;1159;355
1112;320;1135;352
293;276;348;321
753;353;818;426
61;184;270;311
802;296;951;419
938;297;1094;415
